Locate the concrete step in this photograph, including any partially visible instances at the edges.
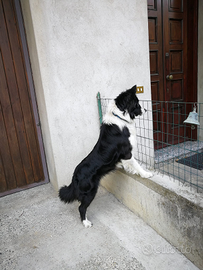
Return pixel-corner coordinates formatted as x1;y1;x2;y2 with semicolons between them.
0;183;199;270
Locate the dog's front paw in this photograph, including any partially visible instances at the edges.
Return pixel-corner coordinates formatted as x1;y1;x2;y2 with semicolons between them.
83;218;93;228
140;171;153;179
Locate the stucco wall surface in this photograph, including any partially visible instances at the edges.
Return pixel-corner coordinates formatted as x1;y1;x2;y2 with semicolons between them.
21;0;151;188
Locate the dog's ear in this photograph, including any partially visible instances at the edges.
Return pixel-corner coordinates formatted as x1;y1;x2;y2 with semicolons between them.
130;85;137;94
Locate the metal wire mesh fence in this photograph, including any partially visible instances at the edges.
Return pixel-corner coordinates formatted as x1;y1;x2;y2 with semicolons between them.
97;93;203;192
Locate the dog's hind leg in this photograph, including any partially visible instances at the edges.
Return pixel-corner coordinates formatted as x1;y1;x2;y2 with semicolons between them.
79;194;96;228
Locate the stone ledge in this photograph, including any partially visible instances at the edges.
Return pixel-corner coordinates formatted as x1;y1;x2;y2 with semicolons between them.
101;170;203;269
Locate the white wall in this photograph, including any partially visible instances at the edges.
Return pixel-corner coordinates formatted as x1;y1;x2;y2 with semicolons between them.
21;0;152;189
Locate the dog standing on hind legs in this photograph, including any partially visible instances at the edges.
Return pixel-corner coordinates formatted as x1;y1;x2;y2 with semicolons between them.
59;85;153;228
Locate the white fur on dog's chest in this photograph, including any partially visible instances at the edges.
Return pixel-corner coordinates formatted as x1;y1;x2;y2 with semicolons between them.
127;124;137;150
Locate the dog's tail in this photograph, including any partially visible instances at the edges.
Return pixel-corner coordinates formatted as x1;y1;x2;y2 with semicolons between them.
59;183;76;203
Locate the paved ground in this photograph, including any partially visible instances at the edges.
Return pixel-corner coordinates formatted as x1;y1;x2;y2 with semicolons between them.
0;183;199;270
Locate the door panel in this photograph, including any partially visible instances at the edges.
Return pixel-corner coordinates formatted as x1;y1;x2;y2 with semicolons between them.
163;0;187;145
0;0;47;194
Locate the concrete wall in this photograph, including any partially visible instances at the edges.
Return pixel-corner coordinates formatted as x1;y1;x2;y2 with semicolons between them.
101;171;203;269
20;0;152;189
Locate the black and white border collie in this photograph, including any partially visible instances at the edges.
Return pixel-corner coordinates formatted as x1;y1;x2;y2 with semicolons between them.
59;85;153;228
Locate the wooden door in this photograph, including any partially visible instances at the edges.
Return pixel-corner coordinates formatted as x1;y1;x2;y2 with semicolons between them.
148;0;198;149
0;0;48;195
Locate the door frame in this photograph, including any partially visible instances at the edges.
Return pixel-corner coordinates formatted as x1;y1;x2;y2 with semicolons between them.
0;0;49;197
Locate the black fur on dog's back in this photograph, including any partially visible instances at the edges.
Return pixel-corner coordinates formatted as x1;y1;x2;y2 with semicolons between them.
59;124;132;222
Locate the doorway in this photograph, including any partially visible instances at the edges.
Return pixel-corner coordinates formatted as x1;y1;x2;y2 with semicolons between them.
148;0;198;149
0;0;49;196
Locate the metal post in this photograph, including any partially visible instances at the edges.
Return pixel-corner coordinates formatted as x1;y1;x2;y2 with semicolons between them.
97;92;103;125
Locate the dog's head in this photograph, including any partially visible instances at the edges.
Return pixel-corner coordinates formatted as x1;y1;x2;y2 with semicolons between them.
115;85;143;120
